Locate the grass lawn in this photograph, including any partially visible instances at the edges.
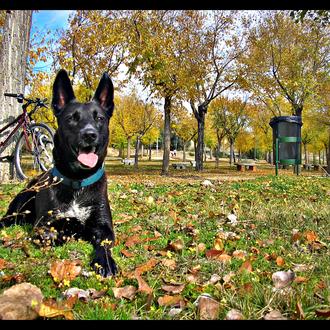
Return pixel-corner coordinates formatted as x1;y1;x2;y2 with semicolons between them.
0;159;329;320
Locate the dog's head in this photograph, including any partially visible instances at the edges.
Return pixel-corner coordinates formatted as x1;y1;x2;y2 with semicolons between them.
51;69;114;178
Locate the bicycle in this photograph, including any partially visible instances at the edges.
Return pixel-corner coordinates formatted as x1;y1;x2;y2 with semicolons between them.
0;93;54;180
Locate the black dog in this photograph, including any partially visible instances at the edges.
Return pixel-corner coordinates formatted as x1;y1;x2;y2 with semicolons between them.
0;69;117;277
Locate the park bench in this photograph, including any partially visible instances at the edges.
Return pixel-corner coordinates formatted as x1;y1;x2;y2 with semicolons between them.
236;162;257;172
172;163;187;170
122;158;135;165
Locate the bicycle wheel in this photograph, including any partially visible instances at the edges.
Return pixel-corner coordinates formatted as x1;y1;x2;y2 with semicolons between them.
14;123;54;180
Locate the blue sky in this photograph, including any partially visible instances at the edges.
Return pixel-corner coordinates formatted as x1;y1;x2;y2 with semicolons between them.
31;10;73;73
31;10;73;34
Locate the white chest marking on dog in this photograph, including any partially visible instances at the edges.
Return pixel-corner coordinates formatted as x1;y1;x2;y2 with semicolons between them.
57;200;92;224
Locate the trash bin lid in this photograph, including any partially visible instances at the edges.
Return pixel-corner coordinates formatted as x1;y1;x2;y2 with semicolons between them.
269;116;303;127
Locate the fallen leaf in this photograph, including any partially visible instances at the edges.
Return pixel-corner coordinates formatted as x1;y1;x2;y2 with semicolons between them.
213;238;224;251
291;229;302;242
114;213;133;224
292;263;313;272
239;260;253;273
196;294;220;320
197;243;206;253
135;271;153;295
272;270;295;289
154;230;162;238
63;287;106;301
37;297;76;320
0;282;43;320
232;250;247;260
135;258;158;275
276;256;285;266
131;225;143;232
223;271;236;283
305;230;317;243
225;309;245;320
264;310;287;320
294;276;308;284
217;254;232;263
161;284;185;294
167;238;184;252
205;249;223;259
296;301;305;319
315;309;330;318
158;295;185;307
112;286;137;301
125;235;142;248
50;260;81;284
121;249;135;258
206;274;221;285
161;259;176;270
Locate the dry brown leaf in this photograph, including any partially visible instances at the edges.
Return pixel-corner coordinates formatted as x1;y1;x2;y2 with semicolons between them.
296;301;305;319
197;295;220;320
114;213;133;224
264;310;287;320
63;287;106;301
276;256;285;266
239;260;253;273
223;271;236;283
294;276;308;283
161;284;185;294
305;230;317;242
50;260;81;284
131;225;143;232
315;309;330;318
158;295;185;307
112;286;137;301
135;271;153;295
154;230;162;238
0;282;43;320
125;234;142;248
161;259;177;270
37;297;77;320
135;258;158;275
232;250;247;260
121;249;135;258
205;249;223;259
167;238;184;252
217;254;232;263
197;243;206;253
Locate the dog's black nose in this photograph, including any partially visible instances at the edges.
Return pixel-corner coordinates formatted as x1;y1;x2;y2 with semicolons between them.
81;128;98;143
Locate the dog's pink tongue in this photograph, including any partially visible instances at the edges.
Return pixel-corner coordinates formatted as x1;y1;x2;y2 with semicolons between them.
77;152;98;168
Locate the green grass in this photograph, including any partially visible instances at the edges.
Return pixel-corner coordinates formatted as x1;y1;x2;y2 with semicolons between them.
0;168;329;320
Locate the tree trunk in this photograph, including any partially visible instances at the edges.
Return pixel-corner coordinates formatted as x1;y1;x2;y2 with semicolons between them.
327;129;330;174
127;136;131;158
229;139;234;166
215;142;220;168
0;10;32;182
182;142;186;162
118;147;123;158
149;143;152;161
161;95;171;176
195;106;206;171
304;143;308;164
134;135;140;169
209;148;212;159
141;144;144;158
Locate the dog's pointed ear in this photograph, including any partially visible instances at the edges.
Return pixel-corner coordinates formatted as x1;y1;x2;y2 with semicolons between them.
52;69;75;117
93;73;114;118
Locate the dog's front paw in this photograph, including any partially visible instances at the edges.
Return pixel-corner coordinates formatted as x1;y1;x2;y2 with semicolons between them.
92;250;118;277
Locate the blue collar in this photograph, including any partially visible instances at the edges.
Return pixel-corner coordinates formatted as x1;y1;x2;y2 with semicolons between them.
51;165;105;189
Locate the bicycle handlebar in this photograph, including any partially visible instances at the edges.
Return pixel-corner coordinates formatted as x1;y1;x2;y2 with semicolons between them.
4;92;48;108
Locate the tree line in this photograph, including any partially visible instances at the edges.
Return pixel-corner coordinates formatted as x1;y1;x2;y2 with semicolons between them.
0;10;329;179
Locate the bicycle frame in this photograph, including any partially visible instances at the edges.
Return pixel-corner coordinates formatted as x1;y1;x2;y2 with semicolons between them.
0;103;33;154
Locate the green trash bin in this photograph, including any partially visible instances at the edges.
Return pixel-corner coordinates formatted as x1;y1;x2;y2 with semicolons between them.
269;116;303;175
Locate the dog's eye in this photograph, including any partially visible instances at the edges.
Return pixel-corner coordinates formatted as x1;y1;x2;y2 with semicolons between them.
96;115;105;122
